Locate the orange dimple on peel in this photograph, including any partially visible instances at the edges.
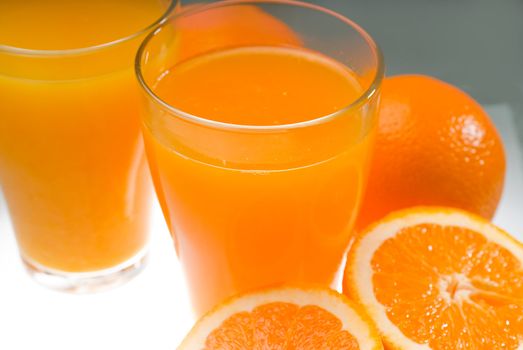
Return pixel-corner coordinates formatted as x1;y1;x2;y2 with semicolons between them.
178;288;383;349
344;207;523;350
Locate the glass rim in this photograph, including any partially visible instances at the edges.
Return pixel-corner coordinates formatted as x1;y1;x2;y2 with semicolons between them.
0;0;178;57
135;0;384;132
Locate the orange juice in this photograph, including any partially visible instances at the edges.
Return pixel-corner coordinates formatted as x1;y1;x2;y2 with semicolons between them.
0;0;172;275
143;46;377;315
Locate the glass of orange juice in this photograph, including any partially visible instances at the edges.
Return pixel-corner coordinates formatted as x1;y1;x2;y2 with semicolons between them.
0;0;177;292
137;0;383;316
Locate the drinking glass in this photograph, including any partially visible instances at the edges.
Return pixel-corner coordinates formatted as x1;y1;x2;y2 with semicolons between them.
136;0;383;315
0;0;177;292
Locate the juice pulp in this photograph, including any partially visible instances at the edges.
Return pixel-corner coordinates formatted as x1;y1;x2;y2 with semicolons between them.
144;47;377;315
0;0;169;272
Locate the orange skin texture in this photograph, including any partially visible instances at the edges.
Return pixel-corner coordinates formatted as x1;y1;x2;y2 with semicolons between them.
356;75;506;232
174;4;303;62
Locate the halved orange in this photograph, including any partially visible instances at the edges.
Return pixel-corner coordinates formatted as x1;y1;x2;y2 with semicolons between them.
178;288;383;349
344;207;523;349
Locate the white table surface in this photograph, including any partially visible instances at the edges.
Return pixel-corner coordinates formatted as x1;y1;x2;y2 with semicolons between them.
0;105;522;350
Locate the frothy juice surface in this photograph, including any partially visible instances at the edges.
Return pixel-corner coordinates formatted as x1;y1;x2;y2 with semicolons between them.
0;0;170;272
145;46;377;315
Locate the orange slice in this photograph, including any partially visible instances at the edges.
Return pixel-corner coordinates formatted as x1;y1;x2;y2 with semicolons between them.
344;207;523;349
178;288;383;349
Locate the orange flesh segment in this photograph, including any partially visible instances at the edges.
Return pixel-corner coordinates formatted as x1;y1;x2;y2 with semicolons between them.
371;224;523;349
204;302;360;349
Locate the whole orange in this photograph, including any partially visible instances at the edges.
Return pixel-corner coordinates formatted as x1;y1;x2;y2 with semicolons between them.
356;74;506;231
173;4;302;62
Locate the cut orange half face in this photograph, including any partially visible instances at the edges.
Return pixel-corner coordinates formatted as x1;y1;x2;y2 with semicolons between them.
344;207;523;350
178;288;383;349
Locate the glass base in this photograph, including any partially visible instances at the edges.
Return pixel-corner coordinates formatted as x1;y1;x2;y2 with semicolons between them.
22;250;148;293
